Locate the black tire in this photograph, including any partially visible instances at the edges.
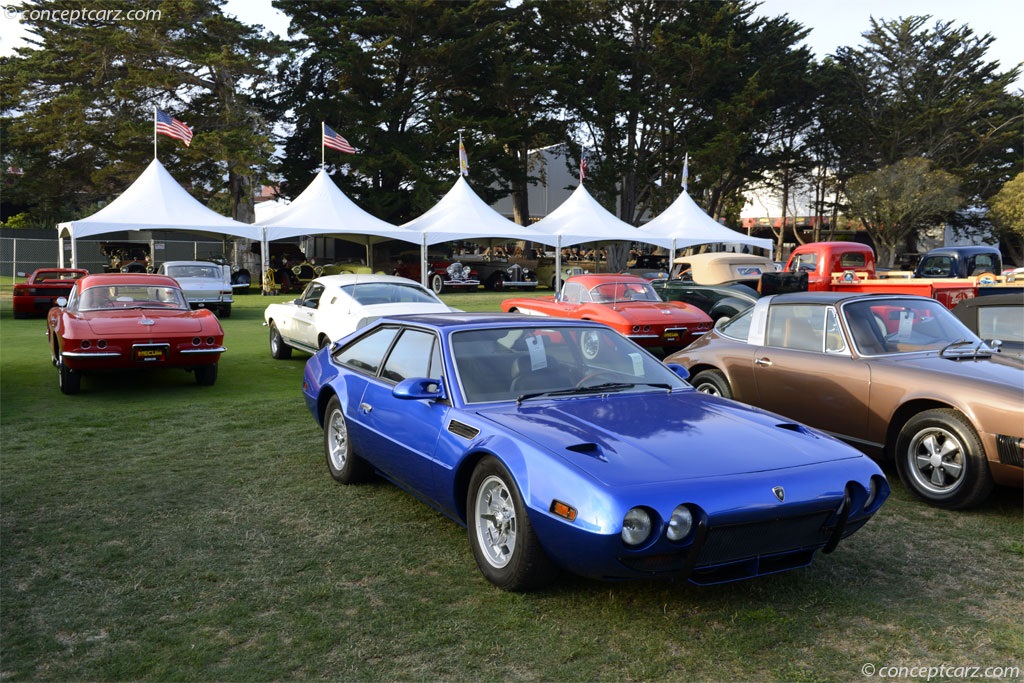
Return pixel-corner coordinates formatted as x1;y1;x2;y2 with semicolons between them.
269;322;292;359
58;360;80;395
894;409;993;510
318;335;331;350
323;395;370;483
194;364;218;386
488;273;506;291
430;274;445;295
467;456;558;591
219;304;231;319
690;369;732;399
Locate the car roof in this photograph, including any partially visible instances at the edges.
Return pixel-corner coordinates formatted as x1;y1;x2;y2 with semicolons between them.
761;291;938;306
314;274;428;288
372;311;600;331
953;291;1024;309
925;246;1000;256
77;273;180;288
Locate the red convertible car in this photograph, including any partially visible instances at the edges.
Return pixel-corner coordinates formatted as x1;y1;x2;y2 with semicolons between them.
13;268;89;318
47;273;226;394
501;273;712;351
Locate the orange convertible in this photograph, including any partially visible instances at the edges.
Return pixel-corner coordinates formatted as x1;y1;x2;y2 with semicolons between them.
501;273;712;352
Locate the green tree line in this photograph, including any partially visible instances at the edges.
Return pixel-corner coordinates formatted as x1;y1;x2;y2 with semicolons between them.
2;0;1021;265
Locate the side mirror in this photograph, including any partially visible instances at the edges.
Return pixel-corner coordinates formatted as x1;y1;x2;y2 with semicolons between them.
393;377;446;401
665;363;690;381
56;297;68;308
714;316;731;330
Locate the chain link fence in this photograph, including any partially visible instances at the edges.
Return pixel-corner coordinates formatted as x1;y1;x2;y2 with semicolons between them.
1;237;235;283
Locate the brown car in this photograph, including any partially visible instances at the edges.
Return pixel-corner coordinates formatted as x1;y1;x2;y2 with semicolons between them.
666;292;1023;510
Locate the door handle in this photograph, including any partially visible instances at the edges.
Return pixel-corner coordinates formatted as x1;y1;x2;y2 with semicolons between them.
754;357;773;367
359;402;372;414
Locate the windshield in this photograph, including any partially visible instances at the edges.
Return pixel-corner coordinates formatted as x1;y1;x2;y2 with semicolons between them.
343;282;441;305
79;284;189;311
451;325;686;403
589;281;661;303
842;298;983;355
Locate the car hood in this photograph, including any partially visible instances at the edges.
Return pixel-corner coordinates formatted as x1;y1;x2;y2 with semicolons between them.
78;310;206;334
598;302;706;322
873;351;1024;382
356;302;452;317
476;392;855;486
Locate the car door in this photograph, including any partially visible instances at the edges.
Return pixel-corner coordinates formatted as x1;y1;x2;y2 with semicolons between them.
353;328;449;497
750;303;871;441
288;281;325;348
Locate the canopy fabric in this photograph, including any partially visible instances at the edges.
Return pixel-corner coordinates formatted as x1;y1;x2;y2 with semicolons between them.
639;190;772;253
57;159;261;241
402;176;557;247
260;169;417;245
529;184;639;247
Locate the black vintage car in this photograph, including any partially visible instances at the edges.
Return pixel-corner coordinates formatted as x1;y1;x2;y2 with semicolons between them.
951;291;1024;358
459;256;538;291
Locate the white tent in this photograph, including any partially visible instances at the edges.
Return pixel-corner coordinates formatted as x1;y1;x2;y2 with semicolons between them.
258;169;419;270
529;184;641;290
402;176;558;285
57;159;262;268
639;189;772;254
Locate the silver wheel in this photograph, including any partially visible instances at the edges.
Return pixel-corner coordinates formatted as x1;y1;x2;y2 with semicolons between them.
691;369;732;399
473;474;517;569
326;404;350;473
895;409;992;509
580;330;600;360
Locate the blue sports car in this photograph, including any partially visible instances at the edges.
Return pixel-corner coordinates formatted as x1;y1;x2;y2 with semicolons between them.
302;313;888;591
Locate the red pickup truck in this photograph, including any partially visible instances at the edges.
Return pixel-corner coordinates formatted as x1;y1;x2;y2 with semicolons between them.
784;242;1020;309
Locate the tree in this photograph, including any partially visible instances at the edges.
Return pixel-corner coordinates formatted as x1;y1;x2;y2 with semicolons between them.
1;0;282;226
988;173;1024;267
845;157;961;267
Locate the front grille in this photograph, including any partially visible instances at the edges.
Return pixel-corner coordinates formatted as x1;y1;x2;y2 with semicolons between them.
696;512;832;567
996;435;1023;468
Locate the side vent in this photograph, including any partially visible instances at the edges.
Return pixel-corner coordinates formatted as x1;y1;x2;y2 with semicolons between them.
996;435;1023;468
447;420;480;440
566;442;607;462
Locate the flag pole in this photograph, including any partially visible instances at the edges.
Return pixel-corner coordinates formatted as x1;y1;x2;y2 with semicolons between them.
321;122;325;171
153;106;158;160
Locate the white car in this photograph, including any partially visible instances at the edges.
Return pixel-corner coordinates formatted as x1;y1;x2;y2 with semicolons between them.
264;274;455;358
157;261;233;317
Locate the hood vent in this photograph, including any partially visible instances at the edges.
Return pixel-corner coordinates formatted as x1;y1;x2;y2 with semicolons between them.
566;442;607;462
447;420;480;440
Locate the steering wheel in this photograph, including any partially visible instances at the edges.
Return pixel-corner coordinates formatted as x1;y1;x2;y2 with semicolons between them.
575;369;621;388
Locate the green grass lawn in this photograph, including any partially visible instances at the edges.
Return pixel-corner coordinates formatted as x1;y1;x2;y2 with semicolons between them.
1;290;1021;682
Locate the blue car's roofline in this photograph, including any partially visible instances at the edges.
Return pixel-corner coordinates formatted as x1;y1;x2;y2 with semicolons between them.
370;311;601;331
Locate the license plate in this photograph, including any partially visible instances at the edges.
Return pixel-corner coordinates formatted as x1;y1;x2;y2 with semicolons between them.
663;332;679;342
134;347;167;362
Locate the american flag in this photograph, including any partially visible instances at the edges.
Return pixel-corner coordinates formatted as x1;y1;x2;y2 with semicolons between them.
323;124;356;154
156;109;193;147
580;155;587;182
459;137;469;176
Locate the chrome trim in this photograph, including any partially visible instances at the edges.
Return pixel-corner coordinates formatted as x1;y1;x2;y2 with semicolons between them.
60;351;121;358
181;347;227;355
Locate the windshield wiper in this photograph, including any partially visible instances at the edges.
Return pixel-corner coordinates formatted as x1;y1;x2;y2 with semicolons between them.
939;338;989;358
516;382;673;405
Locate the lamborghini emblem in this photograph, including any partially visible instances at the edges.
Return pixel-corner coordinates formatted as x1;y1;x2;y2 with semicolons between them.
772;486;785;502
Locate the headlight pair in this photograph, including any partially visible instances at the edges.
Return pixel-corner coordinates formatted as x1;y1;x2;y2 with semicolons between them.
621;504;694;547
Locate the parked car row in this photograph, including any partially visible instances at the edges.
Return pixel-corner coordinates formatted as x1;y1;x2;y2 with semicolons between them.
21;264;1021;593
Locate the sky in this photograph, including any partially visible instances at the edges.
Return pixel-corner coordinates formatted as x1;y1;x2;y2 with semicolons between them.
1;0;1020;90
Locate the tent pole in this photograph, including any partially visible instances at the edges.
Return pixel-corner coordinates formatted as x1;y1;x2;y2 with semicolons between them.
71;234;78;269
554;236;562;294
421;236;428;288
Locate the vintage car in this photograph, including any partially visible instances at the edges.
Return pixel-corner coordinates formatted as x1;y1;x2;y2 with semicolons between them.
951;291;1024;359
534;258;587;289
302;313;888;590
393;258;480;294
47;273;225;394
264;274;453;358
623;253;671;280
12;268;89;319
501;273;713;351
666;292;1024;510
652;281;760;323
458;255;538;291
671;252;779;286
156;260;233;318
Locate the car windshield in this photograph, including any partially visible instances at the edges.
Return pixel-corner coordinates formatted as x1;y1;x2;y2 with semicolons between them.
79;284;189;311
451;325;686;404
589;281;660;303
842;298;984;355
165;265;222;279
343;282;441;305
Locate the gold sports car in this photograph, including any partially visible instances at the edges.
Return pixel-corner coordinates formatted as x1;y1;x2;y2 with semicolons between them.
666;292;1023;510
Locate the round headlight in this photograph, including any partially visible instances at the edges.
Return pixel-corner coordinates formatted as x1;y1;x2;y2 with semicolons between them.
621;507;652;546
666;505;693;542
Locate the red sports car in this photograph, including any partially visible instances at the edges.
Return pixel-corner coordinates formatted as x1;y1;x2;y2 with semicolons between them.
47;273;226;394
13;268;89;318
501;273;713;351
